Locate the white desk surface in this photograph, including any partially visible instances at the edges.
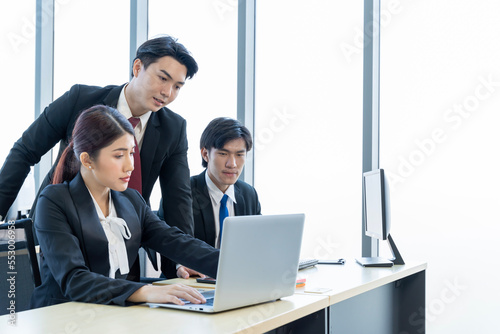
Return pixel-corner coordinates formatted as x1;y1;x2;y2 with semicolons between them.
0;293;328;334
295;260;427;305
1;261;425;333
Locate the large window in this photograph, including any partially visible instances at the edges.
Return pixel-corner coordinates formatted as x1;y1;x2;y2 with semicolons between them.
255;1;364;259
54;0;130;98
380;1;500;332
1;3;36;164
0;2;37;214
149;0;238;208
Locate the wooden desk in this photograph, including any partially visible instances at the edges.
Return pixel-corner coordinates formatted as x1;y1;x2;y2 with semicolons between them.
0;261;425;334
296;260;427;334
0;293;329;334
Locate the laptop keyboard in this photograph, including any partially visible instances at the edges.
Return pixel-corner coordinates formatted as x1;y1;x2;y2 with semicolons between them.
182;289;215;306
298;258;319;270
201;290;215;306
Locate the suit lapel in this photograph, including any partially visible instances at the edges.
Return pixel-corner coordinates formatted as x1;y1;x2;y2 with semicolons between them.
234;182;246;216
101;84;125;108
196;172;217;246
111;191;142;269
69;174;143;278
69;174;109;276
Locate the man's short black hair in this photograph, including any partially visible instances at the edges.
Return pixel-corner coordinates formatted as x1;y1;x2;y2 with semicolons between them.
133;35;198;79
200;117;253;168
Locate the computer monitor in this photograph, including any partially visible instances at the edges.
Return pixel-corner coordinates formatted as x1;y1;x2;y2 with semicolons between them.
356;169;405;267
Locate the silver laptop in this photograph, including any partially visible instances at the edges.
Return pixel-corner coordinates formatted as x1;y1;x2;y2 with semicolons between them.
148;213;305;313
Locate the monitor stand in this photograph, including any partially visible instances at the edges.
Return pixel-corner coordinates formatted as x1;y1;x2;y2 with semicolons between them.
356;234;405;267
356;257;394;267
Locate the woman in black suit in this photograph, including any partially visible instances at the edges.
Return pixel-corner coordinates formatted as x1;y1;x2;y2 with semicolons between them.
30;105;218;308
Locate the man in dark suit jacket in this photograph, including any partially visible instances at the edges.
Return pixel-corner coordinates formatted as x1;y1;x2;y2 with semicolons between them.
0;36;196;277
159;117;261;278
190;170;261;246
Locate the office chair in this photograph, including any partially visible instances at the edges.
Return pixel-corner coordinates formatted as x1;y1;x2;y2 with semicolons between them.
0;218;41;315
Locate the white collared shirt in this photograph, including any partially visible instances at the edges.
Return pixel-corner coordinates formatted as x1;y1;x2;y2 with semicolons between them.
87;189;131;278
205;171;236;248
117;85;152;150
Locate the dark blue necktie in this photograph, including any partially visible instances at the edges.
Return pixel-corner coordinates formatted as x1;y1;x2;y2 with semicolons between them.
218;194;229;247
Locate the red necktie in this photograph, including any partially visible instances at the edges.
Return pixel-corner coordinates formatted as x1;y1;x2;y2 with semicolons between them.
128;117;142;194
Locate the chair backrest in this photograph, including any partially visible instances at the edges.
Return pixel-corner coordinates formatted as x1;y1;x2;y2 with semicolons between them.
0;218;41;315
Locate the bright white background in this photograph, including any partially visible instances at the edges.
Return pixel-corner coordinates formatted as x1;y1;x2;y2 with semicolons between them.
0;2;36;176
379;1;500;332
0;2;37;212
254;0;363;264
148;0;238;209
1;1;499;333
53;0;130;98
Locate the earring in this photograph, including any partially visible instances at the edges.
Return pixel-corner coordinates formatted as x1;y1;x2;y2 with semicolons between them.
88;166;92;169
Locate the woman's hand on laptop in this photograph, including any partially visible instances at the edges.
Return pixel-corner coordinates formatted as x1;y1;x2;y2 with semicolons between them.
127;284;207;305
176;265;207;279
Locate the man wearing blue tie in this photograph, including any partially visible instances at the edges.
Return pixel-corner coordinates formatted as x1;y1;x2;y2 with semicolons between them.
159;117;261;278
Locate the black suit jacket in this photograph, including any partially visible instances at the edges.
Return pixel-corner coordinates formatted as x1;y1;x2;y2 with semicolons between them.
190;170;261;247
30;173;218;308
0;84;194;238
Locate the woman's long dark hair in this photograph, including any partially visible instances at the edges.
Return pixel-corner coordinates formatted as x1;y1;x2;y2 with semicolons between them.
52;105;134;184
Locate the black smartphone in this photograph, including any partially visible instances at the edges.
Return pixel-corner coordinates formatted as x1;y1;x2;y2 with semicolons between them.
196;277;216;284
